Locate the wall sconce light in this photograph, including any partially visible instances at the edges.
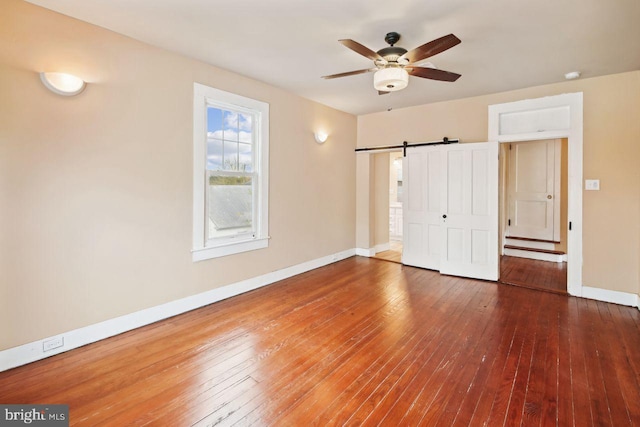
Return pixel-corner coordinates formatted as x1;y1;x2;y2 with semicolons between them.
314;132;328;144
40;72;86;96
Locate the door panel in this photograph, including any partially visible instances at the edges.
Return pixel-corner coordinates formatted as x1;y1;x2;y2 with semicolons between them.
446;150;464;214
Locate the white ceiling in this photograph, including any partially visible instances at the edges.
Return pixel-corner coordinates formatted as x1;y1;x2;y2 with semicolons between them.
26;0;640;115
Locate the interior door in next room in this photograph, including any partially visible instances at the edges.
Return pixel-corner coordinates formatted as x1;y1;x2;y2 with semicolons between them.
507;139;560;241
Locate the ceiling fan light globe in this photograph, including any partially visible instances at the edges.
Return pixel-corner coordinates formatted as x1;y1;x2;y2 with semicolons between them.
373;68;409;92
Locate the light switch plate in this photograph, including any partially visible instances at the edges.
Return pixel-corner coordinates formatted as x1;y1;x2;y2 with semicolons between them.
585;179;600;190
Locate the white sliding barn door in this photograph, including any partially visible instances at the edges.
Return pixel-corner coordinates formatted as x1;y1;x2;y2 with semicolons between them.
402;146;442;270
402;142;499;281
439;142;499;281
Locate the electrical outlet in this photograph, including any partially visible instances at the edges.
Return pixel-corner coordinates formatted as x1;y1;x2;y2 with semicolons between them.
43;336;64;352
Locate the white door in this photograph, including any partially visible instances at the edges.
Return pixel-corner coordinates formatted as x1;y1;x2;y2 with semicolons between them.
402;142;499;281
507;139;560;241
402;146;441;270
440;142;499;281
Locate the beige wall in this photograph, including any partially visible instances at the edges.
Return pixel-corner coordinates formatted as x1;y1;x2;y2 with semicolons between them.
355;155;374;249
358;71;640;296
0;0;357;350
373;153;390;247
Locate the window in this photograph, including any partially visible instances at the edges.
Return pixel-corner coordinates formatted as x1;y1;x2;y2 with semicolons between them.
192;83;269;261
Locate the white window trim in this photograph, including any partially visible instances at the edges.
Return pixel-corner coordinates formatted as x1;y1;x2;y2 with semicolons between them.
192;83;269;261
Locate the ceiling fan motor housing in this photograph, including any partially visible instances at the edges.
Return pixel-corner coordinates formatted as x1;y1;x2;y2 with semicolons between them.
376;46;408;64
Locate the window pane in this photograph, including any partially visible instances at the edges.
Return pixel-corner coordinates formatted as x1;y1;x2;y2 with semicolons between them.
223;110;239;141
238;113;252;143
239;142;253;172
207;175;253;239
207;107;223;136
223;141;239;171
206;138;223;170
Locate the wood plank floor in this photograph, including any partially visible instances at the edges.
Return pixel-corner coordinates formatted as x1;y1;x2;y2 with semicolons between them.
372;240;403;264
500;255;567;294
1;256;639;426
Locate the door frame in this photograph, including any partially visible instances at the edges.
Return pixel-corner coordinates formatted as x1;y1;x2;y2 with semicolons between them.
489;92;583;296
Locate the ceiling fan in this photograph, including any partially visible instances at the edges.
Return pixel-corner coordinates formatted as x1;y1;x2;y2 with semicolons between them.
322;32;461;94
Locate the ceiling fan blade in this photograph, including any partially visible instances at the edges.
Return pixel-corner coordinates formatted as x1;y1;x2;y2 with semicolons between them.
400;34;461;64
407;67;461;82
339;39;384;61
378;90;390;95
322;68;377;79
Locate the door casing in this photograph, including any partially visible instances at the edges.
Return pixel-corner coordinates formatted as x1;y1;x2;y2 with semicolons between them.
489;92;583;296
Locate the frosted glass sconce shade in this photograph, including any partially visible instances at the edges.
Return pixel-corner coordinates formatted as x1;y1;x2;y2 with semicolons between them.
314;132;328;144
40;72;86;96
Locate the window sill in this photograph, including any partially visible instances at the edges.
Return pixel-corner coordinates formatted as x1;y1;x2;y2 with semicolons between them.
192;237;269;262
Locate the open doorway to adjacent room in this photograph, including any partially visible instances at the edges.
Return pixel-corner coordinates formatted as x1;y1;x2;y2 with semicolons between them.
498;138;568;294
373;152;404;264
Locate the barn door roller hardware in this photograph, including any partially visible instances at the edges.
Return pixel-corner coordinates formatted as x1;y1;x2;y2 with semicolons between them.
354;137;459;156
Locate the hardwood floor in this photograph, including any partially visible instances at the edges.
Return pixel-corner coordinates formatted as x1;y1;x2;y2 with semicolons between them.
1;256;639;426
500;255;567;294
372;240;403;264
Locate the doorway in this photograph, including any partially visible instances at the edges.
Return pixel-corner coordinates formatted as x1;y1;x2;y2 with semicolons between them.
373;152;404;264
498;138;568;293
489;92;583;296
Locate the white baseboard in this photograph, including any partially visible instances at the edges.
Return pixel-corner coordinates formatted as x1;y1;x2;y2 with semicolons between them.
356;243;390;258
355;247;375;257
375;242;391;253
581;286;639;308
0;248;356;372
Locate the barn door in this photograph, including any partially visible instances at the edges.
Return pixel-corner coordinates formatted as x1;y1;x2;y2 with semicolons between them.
402;142;499;281
401;145;442;270
439;142;499;281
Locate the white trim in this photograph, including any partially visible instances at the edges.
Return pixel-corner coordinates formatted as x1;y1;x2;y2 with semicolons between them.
581;286;639;308
192;237;269;262
489;92;583;297
0;249;355;372
192;83;270;262
356;247;376;257
375;242;391;253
